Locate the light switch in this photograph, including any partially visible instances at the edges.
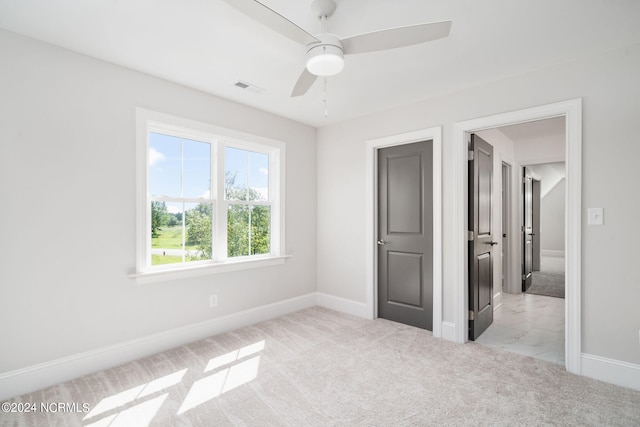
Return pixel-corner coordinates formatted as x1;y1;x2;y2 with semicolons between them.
588;208;604;225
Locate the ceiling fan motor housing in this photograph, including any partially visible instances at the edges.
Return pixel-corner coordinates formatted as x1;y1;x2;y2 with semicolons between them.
306;33;344;76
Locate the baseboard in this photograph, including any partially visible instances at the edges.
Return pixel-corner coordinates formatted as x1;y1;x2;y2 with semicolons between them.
493;292;502;311
441;321;457;342
581;353;640;391
541;250;565;258
0;293;317;401
316;292;371;319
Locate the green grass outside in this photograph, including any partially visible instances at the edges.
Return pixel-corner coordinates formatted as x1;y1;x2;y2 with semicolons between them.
151;225;202;266
152;226;198;250
152;254;183;265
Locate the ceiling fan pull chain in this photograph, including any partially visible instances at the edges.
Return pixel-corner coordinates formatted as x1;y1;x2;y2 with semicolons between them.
322;76;328;117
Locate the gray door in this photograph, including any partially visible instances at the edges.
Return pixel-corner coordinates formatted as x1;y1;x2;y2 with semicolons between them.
532;178;541;272
377;140;433;330
468;134;495;341
523;167;534;291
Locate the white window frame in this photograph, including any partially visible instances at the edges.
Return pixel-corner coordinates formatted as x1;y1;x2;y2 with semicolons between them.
131;109;286;283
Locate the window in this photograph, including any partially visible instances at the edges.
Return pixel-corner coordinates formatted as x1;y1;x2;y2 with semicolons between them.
133;109;285;281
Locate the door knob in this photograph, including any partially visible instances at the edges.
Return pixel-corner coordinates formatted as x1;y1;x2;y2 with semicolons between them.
377;239;388;245
488;241;499;246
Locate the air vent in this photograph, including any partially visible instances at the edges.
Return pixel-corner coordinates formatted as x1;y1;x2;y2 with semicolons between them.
233;80;265;94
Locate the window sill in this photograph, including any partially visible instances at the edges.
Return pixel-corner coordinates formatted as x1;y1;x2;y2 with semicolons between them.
129;255;291;285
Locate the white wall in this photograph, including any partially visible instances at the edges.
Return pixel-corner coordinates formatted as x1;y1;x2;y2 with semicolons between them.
0;30;317;374
317;43;640;365
540;178;566;252
526;162;566;254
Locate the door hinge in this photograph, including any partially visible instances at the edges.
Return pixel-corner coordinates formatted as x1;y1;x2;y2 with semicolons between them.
522;274;526;281
523;177;529;184
468;231;474;241
468;150;474;161
469;310;475;321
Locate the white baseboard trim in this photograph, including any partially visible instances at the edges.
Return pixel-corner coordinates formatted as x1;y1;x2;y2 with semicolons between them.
541;250;565;257
493;292;502;311
316;292;371;319
441;321;457;342
0;293;317;401
581;353;640;391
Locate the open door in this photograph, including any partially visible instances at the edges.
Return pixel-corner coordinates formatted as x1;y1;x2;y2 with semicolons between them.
532;178;541;272
523;168;533;291
522;167;541;290
468;134;495;340
377;140;433;330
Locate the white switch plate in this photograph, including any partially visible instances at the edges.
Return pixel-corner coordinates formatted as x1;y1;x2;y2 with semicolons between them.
588;208;604;225
209;294;218;307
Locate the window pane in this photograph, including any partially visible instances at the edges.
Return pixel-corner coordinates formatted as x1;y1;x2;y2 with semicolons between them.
151;201;213;265
225;147;248;200
183;139;211;199
227;205;270;257
249;151;269;201
185;202;213;262
225;147;269;201
227;204;249;257
251;205;271;255
149;133;181;198
151;201;184;265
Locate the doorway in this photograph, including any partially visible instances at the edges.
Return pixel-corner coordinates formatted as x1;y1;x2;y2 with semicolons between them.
522;167;542;292
453;99;582;374
477;152;566;364
525;162;566;299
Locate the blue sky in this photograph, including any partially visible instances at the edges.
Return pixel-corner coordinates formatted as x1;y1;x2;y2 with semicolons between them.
149;133;269;211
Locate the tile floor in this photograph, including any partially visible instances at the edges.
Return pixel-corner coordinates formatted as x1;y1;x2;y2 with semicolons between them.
476;292;565;365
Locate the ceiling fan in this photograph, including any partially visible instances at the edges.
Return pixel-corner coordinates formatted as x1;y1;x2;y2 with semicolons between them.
222;0;452;97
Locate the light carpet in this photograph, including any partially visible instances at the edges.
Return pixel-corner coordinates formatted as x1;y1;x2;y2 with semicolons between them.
3;307;639;426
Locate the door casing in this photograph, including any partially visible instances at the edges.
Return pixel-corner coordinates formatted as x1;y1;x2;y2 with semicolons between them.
453;98;582;374
501;162;512;298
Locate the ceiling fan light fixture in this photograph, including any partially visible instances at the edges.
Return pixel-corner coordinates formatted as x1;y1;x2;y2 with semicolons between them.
306;35;344;77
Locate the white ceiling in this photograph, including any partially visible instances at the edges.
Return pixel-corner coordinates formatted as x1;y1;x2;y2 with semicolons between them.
498;116;566;145
2;0;640;128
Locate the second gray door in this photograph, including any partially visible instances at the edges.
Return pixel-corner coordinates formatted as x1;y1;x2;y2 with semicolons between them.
468;134;495;340
377;140;433;330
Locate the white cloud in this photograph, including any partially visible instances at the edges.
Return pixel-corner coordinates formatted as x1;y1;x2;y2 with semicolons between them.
149;147;166;166
258;167;268;175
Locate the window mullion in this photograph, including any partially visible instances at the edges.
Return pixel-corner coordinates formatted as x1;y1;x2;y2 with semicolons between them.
181;201;186;263
215;142;228;261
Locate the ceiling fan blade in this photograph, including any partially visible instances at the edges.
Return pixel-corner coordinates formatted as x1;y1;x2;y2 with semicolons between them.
342;21;452;55
220;0;319;46
291;68;318;97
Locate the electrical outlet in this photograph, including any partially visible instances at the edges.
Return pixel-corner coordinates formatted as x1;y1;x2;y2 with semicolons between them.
209;294;218;308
